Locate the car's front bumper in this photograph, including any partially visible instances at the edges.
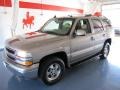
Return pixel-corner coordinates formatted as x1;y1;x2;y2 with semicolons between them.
3;60;39;79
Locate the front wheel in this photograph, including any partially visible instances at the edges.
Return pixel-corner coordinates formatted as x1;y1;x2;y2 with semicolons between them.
100;42;110;59
39;57;65;85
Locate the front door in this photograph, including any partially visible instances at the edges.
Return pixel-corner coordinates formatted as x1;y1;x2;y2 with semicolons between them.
70;19;96;63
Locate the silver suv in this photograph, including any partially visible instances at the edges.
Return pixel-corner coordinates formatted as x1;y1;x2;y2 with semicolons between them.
3;15;112;85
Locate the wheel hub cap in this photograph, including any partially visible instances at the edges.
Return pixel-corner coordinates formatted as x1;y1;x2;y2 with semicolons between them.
47;63;61;81
104;44;109;57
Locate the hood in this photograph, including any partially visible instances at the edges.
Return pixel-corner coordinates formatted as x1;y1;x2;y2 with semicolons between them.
6;31;66;51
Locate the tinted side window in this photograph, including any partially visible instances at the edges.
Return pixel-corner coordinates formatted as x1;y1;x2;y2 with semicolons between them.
75;19;91;33
91;19;104;33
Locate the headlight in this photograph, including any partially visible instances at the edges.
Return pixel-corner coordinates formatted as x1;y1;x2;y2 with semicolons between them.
16;51;32;58
16;50;32;59
15;50;33;66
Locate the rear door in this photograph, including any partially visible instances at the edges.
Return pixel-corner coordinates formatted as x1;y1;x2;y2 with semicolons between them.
89;18;106;54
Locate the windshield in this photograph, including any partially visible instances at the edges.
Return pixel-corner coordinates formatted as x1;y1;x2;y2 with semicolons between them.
40;18;74;35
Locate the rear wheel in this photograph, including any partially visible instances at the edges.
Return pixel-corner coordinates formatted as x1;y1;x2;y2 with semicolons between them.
39;57;65;85
100;42;110;59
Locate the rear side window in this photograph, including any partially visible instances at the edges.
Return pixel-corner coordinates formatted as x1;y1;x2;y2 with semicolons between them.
91;19;104;33
102;19;111;28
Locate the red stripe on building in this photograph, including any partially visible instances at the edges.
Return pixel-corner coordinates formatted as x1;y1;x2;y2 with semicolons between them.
0;0;12;7
19;1;84;14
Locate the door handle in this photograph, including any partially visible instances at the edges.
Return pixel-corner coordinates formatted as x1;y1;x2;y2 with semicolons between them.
103;34;106;37
91;37;95;41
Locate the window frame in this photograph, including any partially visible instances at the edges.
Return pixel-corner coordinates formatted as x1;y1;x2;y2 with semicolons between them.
75;19;92;34
91;18;104;33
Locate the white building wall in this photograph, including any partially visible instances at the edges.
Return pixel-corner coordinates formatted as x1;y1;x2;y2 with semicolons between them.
0;0;101;49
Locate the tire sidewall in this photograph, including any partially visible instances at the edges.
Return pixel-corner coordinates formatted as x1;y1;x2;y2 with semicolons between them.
40;57;65;85
101;42;110;59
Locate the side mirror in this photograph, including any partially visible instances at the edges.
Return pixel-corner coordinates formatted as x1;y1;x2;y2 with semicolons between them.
76;30;86;36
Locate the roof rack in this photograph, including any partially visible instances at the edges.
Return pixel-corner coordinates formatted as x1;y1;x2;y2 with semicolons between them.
100;16;107;18
53;15;56;18
68;15;73;17
85;14;92;17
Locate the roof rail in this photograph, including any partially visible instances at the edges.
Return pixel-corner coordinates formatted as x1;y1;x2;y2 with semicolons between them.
100;16;107;18
68;15;72;17
53;15;56;18
85;14;92;17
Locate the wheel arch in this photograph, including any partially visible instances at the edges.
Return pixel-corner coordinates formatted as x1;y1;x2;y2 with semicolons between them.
105;38;112;45
39;51;69;69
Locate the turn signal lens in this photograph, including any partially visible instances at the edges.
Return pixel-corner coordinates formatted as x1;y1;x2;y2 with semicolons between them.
19;61;33;66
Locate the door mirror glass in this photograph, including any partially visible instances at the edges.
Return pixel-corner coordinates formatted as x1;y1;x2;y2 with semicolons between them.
76;30;86;36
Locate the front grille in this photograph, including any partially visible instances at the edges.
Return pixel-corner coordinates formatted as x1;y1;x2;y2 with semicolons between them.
7;54;15;60
6;48;15;54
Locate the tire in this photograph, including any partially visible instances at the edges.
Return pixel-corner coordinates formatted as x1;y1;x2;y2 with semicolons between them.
39;57;65;85
100;42;110;60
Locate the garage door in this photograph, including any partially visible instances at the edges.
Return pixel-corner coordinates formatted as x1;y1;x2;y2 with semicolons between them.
102;4;120;34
